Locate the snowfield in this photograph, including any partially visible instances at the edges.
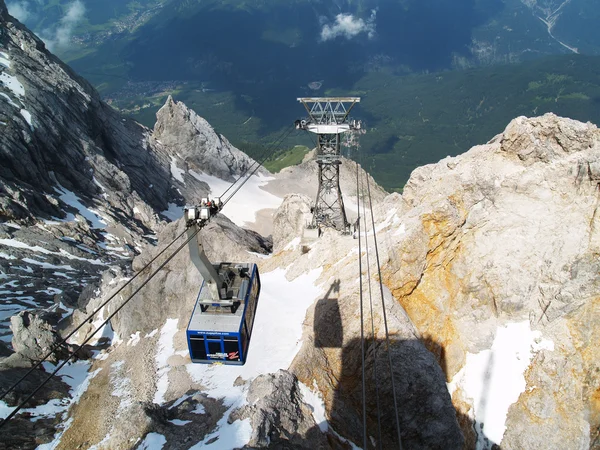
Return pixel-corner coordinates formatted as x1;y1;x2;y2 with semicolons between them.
189;170;282;226
143;267;324;448
448;321;555;449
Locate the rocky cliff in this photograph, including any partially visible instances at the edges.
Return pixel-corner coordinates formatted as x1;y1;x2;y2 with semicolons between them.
3;0;600;447
364;113;600;449
0;0;267;345
27;113;600;450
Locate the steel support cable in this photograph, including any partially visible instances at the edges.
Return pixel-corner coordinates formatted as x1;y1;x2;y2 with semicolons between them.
0;128;293;420
221;128;295;207
0;226;191;403
0;226;201;429
360;167;384;450
365;172;404;450
219;127;293;201
356;161;368;450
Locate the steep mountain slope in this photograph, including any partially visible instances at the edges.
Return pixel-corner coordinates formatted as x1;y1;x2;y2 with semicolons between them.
0;0;280;344
1;0;173;343
3;1;600;449
15;112;599;450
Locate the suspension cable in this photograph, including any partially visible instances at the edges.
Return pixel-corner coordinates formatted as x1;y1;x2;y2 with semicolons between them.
0;127;295;419
0;226;190;403
0;227;201;428
360;165;384;449
365;170;404;449
356;160;368;450
221;128;295;206
1;122;300;426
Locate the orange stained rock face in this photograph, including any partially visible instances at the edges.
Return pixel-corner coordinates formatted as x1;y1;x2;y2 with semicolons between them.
385;248;467;381
567;295;600;437
451;387;477;450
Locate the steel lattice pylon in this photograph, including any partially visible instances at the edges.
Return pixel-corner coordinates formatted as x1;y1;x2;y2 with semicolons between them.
295;97;361;233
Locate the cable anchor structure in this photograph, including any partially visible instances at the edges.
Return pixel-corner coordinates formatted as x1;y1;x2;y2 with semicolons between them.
295;97;361;235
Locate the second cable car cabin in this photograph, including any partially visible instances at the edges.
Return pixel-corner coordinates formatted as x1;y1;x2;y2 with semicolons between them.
184;202;260;365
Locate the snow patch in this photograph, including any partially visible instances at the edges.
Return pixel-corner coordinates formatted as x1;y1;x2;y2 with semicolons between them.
136;432;167;450
0;51;10;68
20;108;33;129
284;237;301;251
447;321;554;448
189;170;281;226
186;267;322;447
0;71;25;97
0;251;16;260
299;380;328;432
190;414;251;450
145;329;159;338
169;419;192;426
0;92;20;108
127;332;141;346
192;404;206;414
21;258;74;271
55;185;107;229
111;360;134;412
0;239;105;266
170;156;185;184
154;318;178;404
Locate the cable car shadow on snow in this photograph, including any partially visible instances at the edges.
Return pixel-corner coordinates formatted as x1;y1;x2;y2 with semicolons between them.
311;298;501;450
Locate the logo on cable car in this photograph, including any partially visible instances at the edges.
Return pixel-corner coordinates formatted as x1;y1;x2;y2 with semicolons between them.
207;351;240;360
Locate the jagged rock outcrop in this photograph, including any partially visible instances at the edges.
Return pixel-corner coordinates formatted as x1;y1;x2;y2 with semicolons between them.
232;370;331;449
9;310;64;363
154;96;258;183
272;194;312;252
364;113;600;449
0;4;172;224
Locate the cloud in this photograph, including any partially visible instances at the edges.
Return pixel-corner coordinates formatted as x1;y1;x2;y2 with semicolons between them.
41;0;86;51
320;10;377;42
6;1;32;22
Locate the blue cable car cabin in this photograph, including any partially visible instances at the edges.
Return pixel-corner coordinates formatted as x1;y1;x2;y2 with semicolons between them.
186;262;260;365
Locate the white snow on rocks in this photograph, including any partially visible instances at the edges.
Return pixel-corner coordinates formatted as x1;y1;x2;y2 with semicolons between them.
183;267;322;448
0;92;19;108
136;432;167;450
20;108;33;129
21;258;74;271
0;360;100;434
169;419;192;426
448;321;555;448
127;332;141;347
0;51;10;68
170;156;185;184
189;170;282;227
0;239;105;266
111;360;134;413
0;71;25;97
55;185;108;229
153;318;179;405
298;381;329;432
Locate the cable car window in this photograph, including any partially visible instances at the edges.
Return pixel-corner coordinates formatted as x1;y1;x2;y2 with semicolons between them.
207;340;222;357
189;337;207;360
241;324;249;354
245;279;258;335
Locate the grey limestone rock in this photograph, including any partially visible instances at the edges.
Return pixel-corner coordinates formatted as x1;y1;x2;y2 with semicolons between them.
9;310;65;362
272;193;312;253
232;369;331;449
